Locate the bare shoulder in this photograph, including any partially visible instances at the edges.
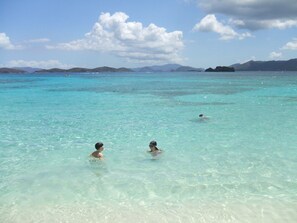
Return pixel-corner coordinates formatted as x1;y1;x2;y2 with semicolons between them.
91;151;103;158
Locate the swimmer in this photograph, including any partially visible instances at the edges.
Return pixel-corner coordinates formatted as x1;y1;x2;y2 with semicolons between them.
91;142;104;159
148;140;162;156
199;114;209;120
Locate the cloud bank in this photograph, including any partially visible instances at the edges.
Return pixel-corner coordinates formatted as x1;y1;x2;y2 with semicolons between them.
193;14;251;40
6;60;72;69
197;0;297;30
47;12;184;63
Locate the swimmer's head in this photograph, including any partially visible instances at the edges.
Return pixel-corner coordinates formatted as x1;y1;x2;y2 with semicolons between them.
95;142;104;150
149;140;157;148
199;114;203;117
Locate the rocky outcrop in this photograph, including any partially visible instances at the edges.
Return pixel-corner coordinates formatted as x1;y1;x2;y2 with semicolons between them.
205;66;235;72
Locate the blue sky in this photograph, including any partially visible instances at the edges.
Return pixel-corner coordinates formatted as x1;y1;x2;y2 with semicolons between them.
1;0;297;68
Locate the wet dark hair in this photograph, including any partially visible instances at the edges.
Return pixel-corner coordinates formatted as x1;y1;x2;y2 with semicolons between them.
149;140;157;147
199;114;203;117
95;142;104;150
149;140;159;151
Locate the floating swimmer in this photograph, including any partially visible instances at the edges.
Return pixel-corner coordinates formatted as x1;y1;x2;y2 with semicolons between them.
91;142;104;159
199;114;209;121
147;140;162;156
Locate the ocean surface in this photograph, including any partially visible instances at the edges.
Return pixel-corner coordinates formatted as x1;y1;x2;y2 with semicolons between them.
0;71;297;223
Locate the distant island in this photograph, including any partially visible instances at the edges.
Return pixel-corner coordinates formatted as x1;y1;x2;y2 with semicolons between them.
0;68;25;74
232;58;297;71
205;66;235;72
132;64;203;72
0;64;203;74
36;66;132;73
1;58;297;74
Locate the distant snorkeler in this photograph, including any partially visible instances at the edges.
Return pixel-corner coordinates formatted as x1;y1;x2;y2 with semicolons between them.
147;140;162;157
199;114;209;120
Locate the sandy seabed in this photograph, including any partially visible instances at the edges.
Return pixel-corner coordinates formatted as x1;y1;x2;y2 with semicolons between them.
1;199;297;223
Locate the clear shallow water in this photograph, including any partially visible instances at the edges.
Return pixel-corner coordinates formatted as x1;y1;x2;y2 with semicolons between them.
0;71;297;222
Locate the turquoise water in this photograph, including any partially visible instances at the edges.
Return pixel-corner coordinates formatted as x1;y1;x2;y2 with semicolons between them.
0;72;297;222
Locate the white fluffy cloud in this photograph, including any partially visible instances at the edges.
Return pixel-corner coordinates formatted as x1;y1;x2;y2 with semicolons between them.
193;14;251;40
0;33;19;49
269;51;282;59
47;12;184;63
6;60;72;69
197;0;297;30
282;38;297;50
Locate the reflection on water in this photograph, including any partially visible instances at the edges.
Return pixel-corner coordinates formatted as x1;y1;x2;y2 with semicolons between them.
88;157;108;177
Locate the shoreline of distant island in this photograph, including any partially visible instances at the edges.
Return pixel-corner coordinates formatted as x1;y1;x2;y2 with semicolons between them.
1;58;297;74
